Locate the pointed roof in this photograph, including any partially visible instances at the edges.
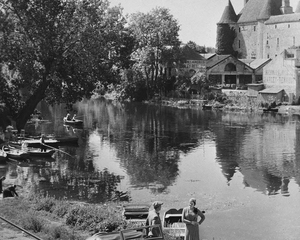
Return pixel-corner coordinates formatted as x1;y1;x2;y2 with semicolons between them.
218;0;238;24
181;45;205;61
238;0;282;23
295;0;300;13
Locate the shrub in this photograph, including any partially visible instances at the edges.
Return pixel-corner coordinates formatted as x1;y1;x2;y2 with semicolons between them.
20;211;45;233
65;204;126;233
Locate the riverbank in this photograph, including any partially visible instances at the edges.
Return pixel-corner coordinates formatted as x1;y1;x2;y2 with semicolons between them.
0;186;129;240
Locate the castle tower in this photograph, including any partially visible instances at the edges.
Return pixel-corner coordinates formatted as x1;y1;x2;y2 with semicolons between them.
280;0;293;14
216;0;237;55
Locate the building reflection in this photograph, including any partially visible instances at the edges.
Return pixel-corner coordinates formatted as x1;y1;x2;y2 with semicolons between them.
213;112;299;195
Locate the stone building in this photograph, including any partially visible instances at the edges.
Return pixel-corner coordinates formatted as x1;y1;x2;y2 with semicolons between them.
217;0;300;101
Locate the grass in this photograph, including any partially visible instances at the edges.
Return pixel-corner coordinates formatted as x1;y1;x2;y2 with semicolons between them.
0;191;180;240
0;191;129;240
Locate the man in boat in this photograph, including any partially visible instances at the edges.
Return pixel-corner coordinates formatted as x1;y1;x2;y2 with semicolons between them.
66;113;72;121
146;201;163;238
3;185;18;198
40;134;47;152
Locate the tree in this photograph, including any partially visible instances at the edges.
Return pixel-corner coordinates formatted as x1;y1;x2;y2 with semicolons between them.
127;7;181;100
0;0;133;130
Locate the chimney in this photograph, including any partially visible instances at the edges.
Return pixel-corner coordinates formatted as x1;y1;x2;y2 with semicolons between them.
281;0;293;14
244;0;249;6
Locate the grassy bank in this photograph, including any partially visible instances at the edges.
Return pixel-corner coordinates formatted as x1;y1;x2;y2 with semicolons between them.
0;192;130;240
0;192;178;240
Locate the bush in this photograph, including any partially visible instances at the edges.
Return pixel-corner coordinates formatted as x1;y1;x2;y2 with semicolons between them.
65;204;126;233
20;211;46;233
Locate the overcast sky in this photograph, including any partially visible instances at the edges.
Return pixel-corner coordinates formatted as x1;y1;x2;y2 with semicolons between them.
109;0;299;48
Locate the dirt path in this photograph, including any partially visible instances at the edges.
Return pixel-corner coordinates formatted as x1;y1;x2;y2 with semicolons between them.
0;225;33;240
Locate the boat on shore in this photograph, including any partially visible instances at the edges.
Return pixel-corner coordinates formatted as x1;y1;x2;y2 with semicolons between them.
162;208;185;238
122;203;150;226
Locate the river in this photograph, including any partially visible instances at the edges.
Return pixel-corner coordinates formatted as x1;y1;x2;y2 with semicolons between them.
1;98;300;240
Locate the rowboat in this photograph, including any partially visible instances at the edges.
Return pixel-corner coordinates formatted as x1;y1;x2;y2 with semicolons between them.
263;107;279;113
26;149;55;158
122;203;150;225
0;150;7;164
63;118;83;126
202;104;213;110
162;208;185;238
2;146;30;160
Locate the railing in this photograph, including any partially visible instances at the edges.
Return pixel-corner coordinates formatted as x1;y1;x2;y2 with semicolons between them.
0;215;43;240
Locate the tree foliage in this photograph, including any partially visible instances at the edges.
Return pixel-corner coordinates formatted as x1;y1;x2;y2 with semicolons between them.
126;7;181;100
0;0;134;129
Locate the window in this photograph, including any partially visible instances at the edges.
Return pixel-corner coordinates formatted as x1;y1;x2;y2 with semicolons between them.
239;40;241;48
277;38;279;46
293;37;295;45
254;26;256;31
275;25;277;29
288;24;290;28
224;63;236;72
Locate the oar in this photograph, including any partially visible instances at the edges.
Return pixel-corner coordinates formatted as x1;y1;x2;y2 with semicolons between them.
41;143;75;159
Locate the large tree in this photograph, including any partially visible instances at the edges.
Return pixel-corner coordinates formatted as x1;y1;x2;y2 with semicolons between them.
127;7;181;100
0;0;133;130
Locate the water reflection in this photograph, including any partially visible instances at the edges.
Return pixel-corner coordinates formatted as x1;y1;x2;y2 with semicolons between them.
1;98;300;205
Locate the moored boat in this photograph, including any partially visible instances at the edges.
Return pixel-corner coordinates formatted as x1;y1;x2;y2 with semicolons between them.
122;203;150;226
263;107;279;113
2;146;30;160
202;104;213;110
0;150;7;164
26;148;56;158
63;118;83;126
162;208;185;238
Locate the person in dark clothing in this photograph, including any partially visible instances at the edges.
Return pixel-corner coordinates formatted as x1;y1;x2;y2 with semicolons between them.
40;134;47;152
3;185;18;198
0;176;6;193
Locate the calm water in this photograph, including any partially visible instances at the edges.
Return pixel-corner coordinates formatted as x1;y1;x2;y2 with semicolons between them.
1;98;300;239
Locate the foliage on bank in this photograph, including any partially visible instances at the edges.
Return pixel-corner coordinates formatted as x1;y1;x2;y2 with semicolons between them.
0;192;129;240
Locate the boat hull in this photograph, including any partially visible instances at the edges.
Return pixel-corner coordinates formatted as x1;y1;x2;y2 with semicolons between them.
27;149;55;157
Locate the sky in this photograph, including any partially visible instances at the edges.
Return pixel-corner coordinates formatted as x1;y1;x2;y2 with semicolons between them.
108;0;299;48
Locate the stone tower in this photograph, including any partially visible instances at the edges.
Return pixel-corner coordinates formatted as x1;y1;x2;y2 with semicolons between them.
216;0;237;55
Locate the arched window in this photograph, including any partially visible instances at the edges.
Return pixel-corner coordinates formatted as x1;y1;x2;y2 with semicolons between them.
224;63;236;72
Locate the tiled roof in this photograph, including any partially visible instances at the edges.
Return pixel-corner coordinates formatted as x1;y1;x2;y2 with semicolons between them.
218;0;238;24
259;88;284;93
238;0;282;23
265;13;300;24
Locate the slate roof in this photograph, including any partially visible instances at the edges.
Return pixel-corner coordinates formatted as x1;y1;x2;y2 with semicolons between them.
259;88;284;94
218;0;238;24
238;0;282;23
239;59;271;69
206;54;231;69
181;45;205;61
265;13;300;24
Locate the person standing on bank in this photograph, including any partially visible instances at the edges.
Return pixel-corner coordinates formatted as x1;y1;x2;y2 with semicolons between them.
182;198;205;240
146;201;164;238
